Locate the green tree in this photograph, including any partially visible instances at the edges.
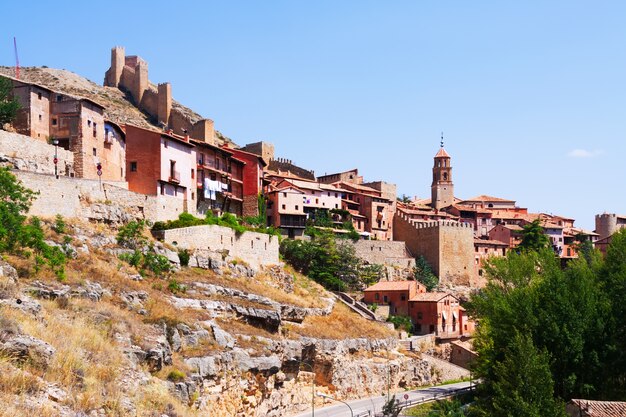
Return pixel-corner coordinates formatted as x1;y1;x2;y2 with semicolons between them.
473;332;566;417
414;256;438;291
0;168;37;251
428;399;466;416
0;76;19;128
382;395;402;417
517;219;550;252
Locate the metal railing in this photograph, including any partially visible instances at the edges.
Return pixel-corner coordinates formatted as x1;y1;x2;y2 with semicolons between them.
353;386;472;417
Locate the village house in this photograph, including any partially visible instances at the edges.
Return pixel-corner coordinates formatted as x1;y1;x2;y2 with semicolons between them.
318;169;395;241
566;399;626;417
265;176;343;239
408;292;465;339
474;238;509;278
363;280;426;317
124;124;196;221
443;204;494;237
460;194;517;210
7;76;126;182
191;138;244;216
225;146;268;218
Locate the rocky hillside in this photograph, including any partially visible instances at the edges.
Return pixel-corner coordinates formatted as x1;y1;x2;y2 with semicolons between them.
0;217;465;417
0;66;234;146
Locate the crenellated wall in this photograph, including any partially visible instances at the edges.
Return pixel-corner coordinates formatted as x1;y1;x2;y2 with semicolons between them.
394;213;475;286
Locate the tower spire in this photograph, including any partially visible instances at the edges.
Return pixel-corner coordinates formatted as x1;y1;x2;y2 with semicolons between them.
440;131;444;148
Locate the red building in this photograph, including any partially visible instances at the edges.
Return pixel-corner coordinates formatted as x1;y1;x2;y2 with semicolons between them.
409;293;464;339
224;146;268;218
363;281;425;316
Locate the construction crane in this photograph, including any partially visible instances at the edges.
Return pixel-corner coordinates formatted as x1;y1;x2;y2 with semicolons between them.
13;37;20;80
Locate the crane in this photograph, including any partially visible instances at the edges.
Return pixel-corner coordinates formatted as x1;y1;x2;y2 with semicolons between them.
13;37;20;80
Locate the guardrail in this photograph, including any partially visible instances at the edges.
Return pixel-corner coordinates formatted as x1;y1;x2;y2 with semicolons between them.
353;386;473;417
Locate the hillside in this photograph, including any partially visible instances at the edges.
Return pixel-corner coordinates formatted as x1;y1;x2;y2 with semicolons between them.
0;212;465;417
0;66;234;146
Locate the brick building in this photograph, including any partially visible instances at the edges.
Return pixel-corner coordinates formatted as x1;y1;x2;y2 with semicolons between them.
7;77;126;181
408;292;463;339
124;125;196;219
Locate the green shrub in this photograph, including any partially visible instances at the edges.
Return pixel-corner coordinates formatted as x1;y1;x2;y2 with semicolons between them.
387;315;413;333
119;250;142;268
143;251;172;276
178;249;190;267
167;369;186;382
117;220;147;249
52;214;66;234
167;279;186;294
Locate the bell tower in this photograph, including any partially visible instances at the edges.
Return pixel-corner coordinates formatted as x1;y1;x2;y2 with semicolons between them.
431;133;454;210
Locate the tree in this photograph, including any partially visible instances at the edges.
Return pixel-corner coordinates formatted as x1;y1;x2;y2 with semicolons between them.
472;332;566;417
428;399;466;416
0;167;37;251
397;194;412;204
0;76;19;128
517;219;550;252
414;256;438;291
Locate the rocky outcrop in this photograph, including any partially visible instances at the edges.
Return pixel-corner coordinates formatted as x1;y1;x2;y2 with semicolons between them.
1;335;56;367
27;280;111;301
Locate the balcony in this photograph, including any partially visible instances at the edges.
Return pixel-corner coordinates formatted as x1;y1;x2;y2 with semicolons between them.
198;159;231;177
168;170;180;184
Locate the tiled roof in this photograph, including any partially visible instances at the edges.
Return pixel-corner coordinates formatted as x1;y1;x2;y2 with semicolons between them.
435;147;450;158
464;194;515;203
569;399;626;417
475;239;509;246
364;281;416;292
410;292;456;302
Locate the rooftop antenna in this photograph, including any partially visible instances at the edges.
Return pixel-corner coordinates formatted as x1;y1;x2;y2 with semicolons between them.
440;131;444;148
13;37;20;80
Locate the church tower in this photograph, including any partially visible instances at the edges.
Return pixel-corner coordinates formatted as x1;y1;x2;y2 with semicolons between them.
431;134;454;210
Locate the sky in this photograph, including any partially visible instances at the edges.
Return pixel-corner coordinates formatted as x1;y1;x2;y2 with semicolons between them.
3;1;626;229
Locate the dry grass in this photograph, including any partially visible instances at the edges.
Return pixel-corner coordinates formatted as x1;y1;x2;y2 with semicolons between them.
176;266;328;308
285;303;395;340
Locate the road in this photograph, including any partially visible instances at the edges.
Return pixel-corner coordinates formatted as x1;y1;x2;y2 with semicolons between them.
289;381;472;417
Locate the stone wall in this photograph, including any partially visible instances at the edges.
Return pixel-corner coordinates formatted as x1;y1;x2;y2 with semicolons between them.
0;130;74;176
394;214;475;286
350;240;415;280
13;171;186;223
153;225;280;268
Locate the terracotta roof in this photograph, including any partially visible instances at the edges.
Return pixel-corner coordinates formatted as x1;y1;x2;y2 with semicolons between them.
497;224;523;231
474;239;509;246
364;281;417;292
569;399;626;417
434;147;450;158
410;292;456;302
463;194;515;203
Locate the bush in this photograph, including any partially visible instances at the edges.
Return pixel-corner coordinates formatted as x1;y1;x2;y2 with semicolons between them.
167;369;186;382
117;220;147;249
52;214;66;234
387;315;413;333
119;250;142;268
142;251;172;276
178;249;190;267
167;279;186;294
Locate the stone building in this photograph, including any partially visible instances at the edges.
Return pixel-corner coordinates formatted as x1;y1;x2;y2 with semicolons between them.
595;213;626;240
104;46;215;142
409;292;464;339
394;214;475;287
6;77;126;181
363;281;425;317
431;145;454;210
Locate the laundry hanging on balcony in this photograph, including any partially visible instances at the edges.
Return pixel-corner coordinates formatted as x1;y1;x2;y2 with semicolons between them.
204;178;223;200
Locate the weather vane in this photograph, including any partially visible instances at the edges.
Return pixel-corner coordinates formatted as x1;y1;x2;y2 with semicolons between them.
440;132;444;148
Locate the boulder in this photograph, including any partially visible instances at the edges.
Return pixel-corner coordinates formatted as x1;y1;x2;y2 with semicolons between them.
1;335;56;367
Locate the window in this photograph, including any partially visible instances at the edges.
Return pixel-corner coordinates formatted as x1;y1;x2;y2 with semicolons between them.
56;95;62;102
282;204;286;210
375;293;379;301
160;184;164;195
315;198;319;204
164;140;168;148
191;169;195;179
191;192;195;200
295;205;299;210
130;162;137;172
92;148;97;156
38;92;42;100
383;295;388;303
335;204;338;209
417;312;423;320
93;123;97;138
88;120;92;127
401;294;406;301
283;192;287;197
38;114;42;121
52;118;57;126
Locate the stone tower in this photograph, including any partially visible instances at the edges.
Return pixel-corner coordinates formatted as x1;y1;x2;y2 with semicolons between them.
431;138;454;210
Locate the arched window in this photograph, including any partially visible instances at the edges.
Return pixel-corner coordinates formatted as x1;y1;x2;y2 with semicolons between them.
443;172;448;181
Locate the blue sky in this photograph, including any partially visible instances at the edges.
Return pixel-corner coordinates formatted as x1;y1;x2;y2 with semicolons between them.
3;1;625;229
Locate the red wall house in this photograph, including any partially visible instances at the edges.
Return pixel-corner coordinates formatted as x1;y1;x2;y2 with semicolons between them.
225;146;267;218
409;293;462;339
363;281;425;317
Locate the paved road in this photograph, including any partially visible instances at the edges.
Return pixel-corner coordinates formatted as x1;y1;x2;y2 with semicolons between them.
290;381;472;417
